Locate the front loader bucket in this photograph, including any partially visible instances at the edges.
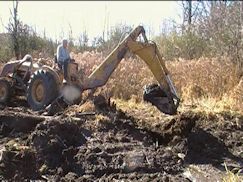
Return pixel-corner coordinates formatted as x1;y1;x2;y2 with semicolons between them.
143;84;178;115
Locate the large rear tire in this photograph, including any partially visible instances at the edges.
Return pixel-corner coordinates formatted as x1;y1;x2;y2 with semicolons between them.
0;78;11;104
27;70;58;111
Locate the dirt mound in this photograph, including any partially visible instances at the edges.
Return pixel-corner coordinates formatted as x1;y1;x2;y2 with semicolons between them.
0;144;38;181
0;99;196;181
138;111;197;145
0;98;242;181
0;109;45;135
28;120;87;173
47;108;190;181
186;112;243;167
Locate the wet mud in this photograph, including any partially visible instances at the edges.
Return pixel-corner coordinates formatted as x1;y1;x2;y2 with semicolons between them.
0;98;242;181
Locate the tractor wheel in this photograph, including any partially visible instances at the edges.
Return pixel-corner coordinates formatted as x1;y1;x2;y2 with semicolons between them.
0;78;11;104
27;70;58;111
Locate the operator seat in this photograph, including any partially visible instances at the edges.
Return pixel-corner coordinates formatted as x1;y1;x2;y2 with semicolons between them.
18;54;33;83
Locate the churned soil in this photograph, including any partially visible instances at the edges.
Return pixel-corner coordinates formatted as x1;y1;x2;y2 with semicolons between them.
0;97;242;181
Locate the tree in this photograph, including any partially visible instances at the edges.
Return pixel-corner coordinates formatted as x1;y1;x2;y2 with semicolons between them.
7;0;20;59
96;24;133;53
188;0;192;25
78;30;89;52
182;0;192;30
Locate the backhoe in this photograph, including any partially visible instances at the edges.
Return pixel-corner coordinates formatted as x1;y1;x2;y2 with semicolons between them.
0;25;180;115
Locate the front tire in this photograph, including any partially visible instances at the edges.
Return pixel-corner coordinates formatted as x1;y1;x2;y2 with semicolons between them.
27;70;58;111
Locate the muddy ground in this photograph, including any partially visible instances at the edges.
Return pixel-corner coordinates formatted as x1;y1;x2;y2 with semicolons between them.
0;97;242;181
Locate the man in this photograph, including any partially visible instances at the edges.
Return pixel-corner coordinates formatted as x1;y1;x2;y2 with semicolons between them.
56;39;70;82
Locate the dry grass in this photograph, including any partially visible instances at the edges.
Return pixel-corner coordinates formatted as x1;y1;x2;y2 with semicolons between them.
71;51;242;114
222;162;242;182
1;51;241;113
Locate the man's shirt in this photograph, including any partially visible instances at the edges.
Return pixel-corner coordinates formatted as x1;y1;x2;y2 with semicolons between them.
57;45;70;63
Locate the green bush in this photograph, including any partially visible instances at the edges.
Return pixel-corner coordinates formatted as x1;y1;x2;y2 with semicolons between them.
155;30;208;61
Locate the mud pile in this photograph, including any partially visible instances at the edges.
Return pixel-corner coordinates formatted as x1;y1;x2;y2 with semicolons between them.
0;99;242;181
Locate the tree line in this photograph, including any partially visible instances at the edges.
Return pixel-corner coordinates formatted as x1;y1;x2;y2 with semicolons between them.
0;1;242;75
157;1;243;75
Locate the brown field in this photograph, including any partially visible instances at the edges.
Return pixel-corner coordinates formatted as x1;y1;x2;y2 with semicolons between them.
72;51;243;113
0;52;242;181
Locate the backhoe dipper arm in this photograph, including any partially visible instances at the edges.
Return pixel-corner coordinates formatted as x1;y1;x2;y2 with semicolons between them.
83;26;147;90
82;26;180;115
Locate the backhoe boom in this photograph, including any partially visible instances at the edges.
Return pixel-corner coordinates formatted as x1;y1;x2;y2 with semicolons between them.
82;25;180;115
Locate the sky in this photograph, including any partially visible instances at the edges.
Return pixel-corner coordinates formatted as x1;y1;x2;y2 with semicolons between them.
0;1;182;43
